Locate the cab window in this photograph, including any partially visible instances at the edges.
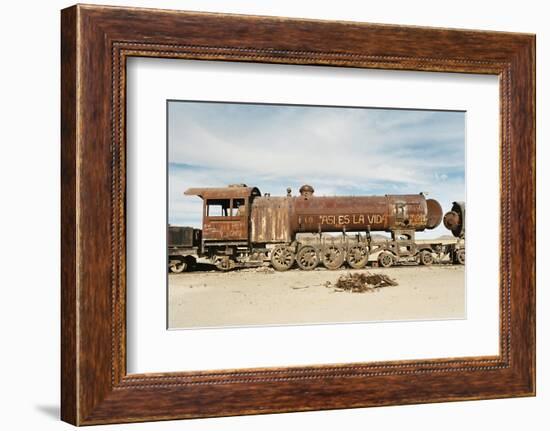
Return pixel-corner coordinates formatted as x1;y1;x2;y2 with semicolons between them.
206;199;230;217
233;198;246;216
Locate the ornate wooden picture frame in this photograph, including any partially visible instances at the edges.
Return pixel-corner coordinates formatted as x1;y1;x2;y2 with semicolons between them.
61;4;535;425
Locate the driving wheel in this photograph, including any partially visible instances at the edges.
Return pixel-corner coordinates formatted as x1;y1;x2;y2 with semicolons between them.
346;244;369;269
270;245;295;271
296;245;319;271
321;245;345;270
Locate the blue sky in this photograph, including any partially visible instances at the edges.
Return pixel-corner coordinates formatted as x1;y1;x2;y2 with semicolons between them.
168;101;465;238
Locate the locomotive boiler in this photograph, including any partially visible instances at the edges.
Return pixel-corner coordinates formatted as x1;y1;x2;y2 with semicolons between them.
171;184;464;272
249;184;442;245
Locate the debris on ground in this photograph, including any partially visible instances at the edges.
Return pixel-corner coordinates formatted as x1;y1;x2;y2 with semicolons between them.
239;266;276;273
325;272;398;293
256;266;275;273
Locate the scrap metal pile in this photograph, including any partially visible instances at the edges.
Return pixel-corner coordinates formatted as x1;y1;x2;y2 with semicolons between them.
326;272;398;293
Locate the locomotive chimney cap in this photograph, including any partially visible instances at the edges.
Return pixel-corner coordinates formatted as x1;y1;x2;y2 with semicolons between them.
299;184;315;197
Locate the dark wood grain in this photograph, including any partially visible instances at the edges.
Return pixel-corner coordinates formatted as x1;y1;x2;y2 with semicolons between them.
61;4;536;425
60;5;78;425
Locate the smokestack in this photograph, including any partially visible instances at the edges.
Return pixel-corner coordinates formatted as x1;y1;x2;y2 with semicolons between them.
299;184;314;198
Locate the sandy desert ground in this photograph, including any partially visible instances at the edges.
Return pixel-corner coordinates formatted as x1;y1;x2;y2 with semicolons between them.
168;265;465;329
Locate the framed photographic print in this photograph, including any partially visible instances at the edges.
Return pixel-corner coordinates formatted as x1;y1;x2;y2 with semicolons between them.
61;4;535;425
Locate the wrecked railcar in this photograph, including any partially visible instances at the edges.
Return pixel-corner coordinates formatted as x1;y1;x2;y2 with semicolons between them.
169;184;465;272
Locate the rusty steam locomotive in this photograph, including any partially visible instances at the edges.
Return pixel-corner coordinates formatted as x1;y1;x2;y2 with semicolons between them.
168;184;465;272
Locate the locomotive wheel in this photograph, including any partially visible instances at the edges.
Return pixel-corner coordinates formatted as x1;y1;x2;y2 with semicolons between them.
296;245;319;271
170;258;187;273
215;256;235;271
378;251;395;268
271;245;295;271
418;250;434;266
346;244;369;269
455;249;465;265
321;245;345;270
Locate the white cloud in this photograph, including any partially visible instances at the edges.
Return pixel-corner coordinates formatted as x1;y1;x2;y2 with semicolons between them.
168;102;465;237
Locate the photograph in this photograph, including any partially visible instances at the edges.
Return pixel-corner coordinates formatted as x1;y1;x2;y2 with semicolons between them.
51;1;536;426
167;101;466;329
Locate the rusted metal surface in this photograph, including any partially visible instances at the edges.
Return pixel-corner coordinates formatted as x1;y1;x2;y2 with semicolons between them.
202;217;249;241
426;198;443;229
298;184;315;198
291;194;439;234
182;183;462;271
326;272;398;293
443;201;466;238
187;184;443;244
167;226;201;273
250;197;293;243
168;225;195;247
185;185;261;241
249;188;442;240
184;185;261;199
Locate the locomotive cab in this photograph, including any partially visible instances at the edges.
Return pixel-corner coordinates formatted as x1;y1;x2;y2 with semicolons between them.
184;185;261;243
